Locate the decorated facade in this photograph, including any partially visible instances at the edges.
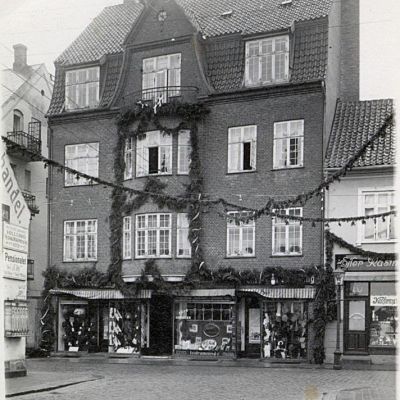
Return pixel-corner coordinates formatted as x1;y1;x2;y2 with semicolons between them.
40;0;378;363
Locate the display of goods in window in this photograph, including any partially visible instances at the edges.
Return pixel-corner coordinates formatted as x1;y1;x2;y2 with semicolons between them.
61;304;92;351
262;301;308;359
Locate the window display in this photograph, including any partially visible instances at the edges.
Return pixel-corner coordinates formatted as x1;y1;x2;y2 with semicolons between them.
174;302;234;354
262;301;308;359
369;282;397;347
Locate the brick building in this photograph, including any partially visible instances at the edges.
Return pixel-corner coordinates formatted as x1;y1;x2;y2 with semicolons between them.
46;0;360;362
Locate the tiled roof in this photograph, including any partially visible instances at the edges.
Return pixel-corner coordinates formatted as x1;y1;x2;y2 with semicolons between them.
177;0;332;38
55;2;144;66
205;19;328;92
99;55;123;107
326;99;395;168
47;67;65;115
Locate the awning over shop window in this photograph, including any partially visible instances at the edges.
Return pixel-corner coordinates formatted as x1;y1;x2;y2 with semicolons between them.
183;289;236;297
239;287;315;299
49;288;152;299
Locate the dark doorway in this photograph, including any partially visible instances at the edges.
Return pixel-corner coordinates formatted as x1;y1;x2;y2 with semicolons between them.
144;296;173;355
244;296;261;357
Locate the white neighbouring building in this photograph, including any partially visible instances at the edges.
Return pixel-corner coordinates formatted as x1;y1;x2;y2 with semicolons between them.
324;99;396;366
1;140;31;377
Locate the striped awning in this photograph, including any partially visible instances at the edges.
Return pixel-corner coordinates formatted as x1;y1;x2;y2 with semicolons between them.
49;288;152;299
239;287;316;299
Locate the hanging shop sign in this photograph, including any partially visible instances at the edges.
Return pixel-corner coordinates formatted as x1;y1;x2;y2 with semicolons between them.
3;222;28;253
4;300;29;337
2;249;27;281
370;295;397;307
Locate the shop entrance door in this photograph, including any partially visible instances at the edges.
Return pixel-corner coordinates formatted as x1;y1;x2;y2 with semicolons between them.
344;299;369;353
245;297;261;357
145;296;173;355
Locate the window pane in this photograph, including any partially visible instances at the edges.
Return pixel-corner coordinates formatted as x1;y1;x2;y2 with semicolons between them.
274;225;286;253
148;230;157;255
348;301;366;331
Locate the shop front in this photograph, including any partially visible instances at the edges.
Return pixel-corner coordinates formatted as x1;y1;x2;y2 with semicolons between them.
173;289;237;358
50;289;151;355
238;287;315;361
337;255;397;357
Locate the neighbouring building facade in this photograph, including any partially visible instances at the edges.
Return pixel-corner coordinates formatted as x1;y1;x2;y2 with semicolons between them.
1;44;53;360
45;0;361;362
324;99;396;366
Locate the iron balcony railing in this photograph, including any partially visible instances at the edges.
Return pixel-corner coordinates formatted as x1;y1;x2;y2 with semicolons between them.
7;120;42;155
22;191;39;215
121;86;199;108
27;259;34;280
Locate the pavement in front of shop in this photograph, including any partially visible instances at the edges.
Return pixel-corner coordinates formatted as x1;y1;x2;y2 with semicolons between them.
5;358;397;400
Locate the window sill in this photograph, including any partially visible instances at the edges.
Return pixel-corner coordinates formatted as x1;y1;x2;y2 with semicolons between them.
176;256;192;259
270;254;303;258
64;183;99;188
225;255;256;259
135;174;173;179
135;256;172;260
63;259;97;263
226;170;257;176
244;80;289;88
272;166;304;171
358;240;397;245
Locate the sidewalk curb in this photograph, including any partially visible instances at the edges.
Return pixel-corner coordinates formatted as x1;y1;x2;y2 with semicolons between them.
6;375;103;398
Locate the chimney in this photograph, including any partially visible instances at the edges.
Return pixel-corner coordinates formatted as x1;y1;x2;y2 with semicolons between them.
13;44;28;74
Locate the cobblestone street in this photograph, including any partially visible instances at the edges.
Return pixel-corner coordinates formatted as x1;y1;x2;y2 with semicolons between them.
7;359;397;400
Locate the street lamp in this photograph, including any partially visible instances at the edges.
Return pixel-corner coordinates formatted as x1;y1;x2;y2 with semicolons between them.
333;266;345;370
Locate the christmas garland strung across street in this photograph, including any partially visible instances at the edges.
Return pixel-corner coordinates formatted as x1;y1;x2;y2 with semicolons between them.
1;112;393;218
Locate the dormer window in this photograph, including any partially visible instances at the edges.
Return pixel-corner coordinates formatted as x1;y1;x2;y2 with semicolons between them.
142;53;181;102
65;66;100;111
245;36;289;86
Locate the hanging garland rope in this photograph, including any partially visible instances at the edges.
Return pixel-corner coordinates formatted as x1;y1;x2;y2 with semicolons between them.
1;112;393;218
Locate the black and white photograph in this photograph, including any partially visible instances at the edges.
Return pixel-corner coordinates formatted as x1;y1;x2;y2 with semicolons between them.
0;0;398;399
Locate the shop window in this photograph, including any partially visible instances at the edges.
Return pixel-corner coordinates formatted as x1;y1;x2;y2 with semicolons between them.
273;120;304;169
177;213;191;258
177;130;191;174
369;282;397;347
174;302;234;353
124;138;133;180
65;66;99;111
227;126;257;173
123;216;132;259
346;282;369;297
65;143;99;186
142;53;181;101
227;211;255;257
272;207;302;255
361;190;395;242
63;219;97;261
135;213;171;258
245;36;289;86
262;301;308;359
136;131;172;177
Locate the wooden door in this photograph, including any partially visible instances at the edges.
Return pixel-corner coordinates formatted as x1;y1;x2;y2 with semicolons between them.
245;297;261;357
344;298;369;353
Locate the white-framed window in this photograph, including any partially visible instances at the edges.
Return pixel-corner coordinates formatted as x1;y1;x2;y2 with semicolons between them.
177;130;191;174
142;53;181;101
124;138;133;180
177;213;191;258
13;109;23;131
65;67;100;110
136;131;172;177
135;214;171;258
273;120;304;169
63;219;97;261
360;190;395;242
227;211;255;257
65;143;99;186
245;36;289;86
123;216;132;259
228;126;257;173
272;208;302;255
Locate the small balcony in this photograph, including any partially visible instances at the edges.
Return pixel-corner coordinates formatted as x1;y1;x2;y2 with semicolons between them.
6;120;42;160
27;259;34;280
121;86;199;109
22;191;39;216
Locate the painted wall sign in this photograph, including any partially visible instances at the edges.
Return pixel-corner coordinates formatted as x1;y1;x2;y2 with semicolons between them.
370;295;397;307
1;152;28;223
3;222;28;253
2;249;27;281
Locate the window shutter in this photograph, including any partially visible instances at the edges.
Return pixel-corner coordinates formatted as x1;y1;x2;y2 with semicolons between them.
159;132;172;173
178;130;191;174
250;138;257;170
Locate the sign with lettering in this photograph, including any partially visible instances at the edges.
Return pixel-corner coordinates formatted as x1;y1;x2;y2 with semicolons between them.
370;295;397;307
336;254;397;270
2;249;27;281
3;222;28;253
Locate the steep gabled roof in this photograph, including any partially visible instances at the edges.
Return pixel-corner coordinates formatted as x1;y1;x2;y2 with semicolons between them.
55;0;332;66
326;99;395;169
177;0;332;38
55;2;144;66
